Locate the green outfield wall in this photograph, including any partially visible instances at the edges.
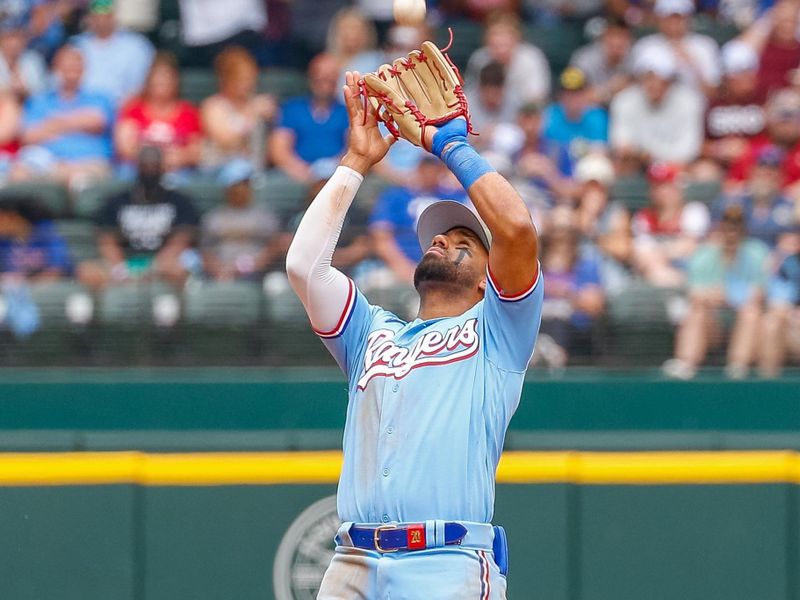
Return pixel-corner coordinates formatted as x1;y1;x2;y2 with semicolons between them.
0;450;798;600
1;369;799;599
0;368;799;453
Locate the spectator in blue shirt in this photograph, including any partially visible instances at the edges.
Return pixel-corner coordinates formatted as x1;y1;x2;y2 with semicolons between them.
535;206;605;367
369;157;468;284
713;145;797;248
0;197;72;278
542;67;609;162
12;45;115;185
269;53;349;183
760;240;800;376
71;0;155;105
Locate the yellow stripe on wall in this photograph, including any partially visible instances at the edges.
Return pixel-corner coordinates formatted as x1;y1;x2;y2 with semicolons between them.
1;450;800;487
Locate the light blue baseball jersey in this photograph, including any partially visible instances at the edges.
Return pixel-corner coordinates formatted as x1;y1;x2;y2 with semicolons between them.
316;268;543;525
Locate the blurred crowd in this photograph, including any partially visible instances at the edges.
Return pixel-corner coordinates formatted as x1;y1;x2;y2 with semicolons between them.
0;0;799;376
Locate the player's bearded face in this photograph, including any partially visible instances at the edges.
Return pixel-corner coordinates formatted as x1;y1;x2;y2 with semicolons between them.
413;229;487;293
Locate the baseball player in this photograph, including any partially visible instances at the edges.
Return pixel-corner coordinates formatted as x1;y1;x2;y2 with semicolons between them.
286;41;543;599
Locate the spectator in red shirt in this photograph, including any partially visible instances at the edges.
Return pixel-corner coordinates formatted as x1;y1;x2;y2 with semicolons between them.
739;1;800;103
728;87;800;192
632;162;711;287
115;52;202;182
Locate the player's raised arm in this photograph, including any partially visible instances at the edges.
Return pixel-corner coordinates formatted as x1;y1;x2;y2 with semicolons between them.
361;42;538;296
285;71;395;332
426;122;539;296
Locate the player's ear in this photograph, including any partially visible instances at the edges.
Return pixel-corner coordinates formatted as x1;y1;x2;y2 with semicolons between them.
478;277;487;294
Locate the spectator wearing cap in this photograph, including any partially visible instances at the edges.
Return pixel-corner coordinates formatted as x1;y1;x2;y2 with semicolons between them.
466;61;517;146
79;146;199;290
465;12;551;112
12;45;114;185
569;17;633;105
115;52;202;182
201;159;282;281
632;162;711;287
728;88;800;191
573;152;635;294
269;53;348;183
737;0;800;103
71;0;155;105
631;0;721;97
715;145;796;247
704;40;765;167
663;205;770;380
0;16;46;98
369;157;468;285
542;67;609;162
760;237;800;376
610;45;705;166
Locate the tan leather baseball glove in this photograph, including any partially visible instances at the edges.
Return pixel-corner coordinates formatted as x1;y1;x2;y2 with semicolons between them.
361;39;474;150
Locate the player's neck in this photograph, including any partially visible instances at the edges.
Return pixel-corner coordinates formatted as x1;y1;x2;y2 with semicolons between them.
416;286;480;320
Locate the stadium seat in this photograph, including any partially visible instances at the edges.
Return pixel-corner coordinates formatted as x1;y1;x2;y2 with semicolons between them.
253;172;310;219
263;287;329;363
604;282;682;364
98;282;177;326
693;15;740;46
180;68;218;104
181;280;265;361
73;180;132;218
611;175;650;211
259;68;309;100
684;180;723;206
55;220;99;263
29;281;93;327
526;22;585;79
177;179;226;214
0;181;70;217
184;281;262;325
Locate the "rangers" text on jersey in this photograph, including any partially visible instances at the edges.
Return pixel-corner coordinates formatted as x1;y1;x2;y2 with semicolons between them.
356;319;480;390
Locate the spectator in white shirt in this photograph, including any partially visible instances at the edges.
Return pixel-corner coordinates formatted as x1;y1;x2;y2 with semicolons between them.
631;0;722;97
611;45;705;167
466;11;551;112
179;0;268;66
71;0;155;105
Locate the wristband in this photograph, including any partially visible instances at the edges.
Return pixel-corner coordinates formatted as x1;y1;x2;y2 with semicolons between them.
439;142;496;190
431;118;495;189
431;118;469;158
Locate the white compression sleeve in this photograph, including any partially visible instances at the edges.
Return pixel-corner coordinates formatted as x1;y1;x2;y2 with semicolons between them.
285;166;363;333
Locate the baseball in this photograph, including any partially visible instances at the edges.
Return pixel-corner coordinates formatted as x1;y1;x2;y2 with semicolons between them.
393;0;426;26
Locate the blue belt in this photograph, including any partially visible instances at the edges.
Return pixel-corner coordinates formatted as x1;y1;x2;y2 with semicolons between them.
337;521;472;553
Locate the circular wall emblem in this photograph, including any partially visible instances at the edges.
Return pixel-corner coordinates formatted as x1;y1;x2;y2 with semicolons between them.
273;495;340;600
